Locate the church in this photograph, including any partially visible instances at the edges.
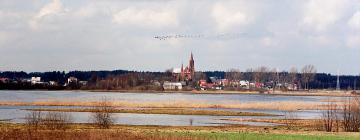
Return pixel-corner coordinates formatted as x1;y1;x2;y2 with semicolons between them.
174;53;195;81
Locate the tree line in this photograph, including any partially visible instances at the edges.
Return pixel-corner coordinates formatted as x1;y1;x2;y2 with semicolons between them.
0;65;359;90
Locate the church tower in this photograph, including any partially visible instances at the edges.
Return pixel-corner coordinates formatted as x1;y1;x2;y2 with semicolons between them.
189;52;195;79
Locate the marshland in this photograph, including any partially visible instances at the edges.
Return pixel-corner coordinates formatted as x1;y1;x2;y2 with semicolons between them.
2;90;360;139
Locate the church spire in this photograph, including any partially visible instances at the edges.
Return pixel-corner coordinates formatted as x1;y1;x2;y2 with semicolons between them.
190;52;194;61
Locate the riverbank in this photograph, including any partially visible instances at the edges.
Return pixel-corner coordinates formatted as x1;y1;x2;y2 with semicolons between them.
24;108;276;116
0;100;323;111
85;89;357;97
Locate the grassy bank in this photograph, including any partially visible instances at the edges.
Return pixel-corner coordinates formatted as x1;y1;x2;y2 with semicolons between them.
162;131;360;140
0;100;323;111
1;123;360;140
24;108;275;116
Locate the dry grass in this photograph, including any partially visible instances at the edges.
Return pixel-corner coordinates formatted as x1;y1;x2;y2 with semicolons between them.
2;122;360;140
0;100;322;111
0;128;204;140
25;108;274;116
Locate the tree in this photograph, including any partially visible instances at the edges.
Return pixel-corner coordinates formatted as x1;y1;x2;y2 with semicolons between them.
253;66;270;83
91;97;115;129
288;67;298;84
301;65;316;90
225;69;242;81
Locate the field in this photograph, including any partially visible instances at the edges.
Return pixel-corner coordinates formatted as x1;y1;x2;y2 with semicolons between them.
1;123;360;140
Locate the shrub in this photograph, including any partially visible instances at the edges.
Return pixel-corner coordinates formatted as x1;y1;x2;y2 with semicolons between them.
342;96;360;132
91;97;115;129
25;110;73;131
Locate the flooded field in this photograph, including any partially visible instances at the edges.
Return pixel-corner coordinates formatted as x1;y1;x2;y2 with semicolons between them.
0;90;345;126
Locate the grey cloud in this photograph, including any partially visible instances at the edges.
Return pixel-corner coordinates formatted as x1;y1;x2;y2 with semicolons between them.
0;0;359;74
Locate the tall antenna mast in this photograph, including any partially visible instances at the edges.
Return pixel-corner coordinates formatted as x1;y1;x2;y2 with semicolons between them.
336;70;340;91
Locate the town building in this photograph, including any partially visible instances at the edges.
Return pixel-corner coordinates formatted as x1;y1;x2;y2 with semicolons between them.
31;77;42;84
163;81;183;90
67;77;78;84
0;78;9;83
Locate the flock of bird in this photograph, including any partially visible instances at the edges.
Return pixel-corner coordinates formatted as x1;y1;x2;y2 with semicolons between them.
154;33;247;40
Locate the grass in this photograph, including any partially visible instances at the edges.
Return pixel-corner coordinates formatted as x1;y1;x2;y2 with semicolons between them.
161;131;360;140
2;123;360;140
24;108;275;116
0;100;322;111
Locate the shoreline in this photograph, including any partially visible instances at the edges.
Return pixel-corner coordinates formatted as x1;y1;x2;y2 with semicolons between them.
24;108;276;116
82;89;357;97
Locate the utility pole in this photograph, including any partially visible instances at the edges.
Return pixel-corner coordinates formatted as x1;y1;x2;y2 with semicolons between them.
336;70;340;91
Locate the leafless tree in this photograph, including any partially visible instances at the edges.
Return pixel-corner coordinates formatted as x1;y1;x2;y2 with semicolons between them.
301;65;316;90
253;66;270;83
25;111;72;131
42;111;73;130
25;111;42;130
91;97;115;129
283;110;298;130
322;99;339;132
342;96;360;132
269;68;279;92
289;67;298;84
194;72;207;81
225;68;242;81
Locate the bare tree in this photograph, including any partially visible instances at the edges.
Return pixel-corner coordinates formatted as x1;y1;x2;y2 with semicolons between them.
301;65;316;90
253;66;270;83
91;97;115;129
289;67;298;84
43;111;73;130
322;99;339;132
25;111;42;130
283;110;298;130
342;96;360;132
194;72;207;81
25;111;72;131
269;68;279;92
225;68;242;81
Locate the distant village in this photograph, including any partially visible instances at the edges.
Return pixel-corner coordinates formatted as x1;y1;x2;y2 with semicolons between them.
163;53;298;92
0;52;359;92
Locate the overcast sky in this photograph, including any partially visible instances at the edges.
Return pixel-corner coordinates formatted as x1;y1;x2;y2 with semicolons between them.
0;0;360;74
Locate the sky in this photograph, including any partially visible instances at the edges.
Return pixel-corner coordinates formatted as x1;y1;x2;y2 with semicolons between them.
0;0;360;75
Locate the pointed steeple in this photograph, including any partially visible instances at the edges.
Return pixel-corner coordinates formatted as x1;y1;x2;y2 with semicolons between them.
190;52;194;61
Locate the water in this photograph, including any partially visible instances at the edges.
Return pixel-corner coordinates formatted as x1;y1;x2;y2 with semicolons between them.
0;90;340;103
0;90;342;126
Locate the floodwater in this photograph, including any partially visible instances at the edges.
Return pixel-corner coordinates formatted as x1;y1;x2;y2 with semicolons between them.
0;90;345;126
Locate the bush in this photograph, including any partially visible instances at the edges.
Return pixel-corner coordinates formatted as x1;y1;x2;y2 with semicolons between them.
91;97;115;129
283;110;298;130
342;96;360;132
25;110;73;131
43;111;73;130
321;99;339;132
25;110;42;130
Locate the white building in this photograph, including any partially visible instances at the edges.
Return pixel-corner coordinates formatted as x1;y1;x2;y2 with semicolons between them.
49;81;57;86
67;77;78;84
31;77;41;84
163;81;183;90
240;80;250;88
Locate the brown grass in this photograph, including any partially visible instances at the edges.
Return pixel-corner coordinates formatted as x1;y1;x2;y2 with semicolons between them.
25;108;275;116
0;128;203;140
0;100;322;111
